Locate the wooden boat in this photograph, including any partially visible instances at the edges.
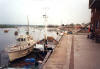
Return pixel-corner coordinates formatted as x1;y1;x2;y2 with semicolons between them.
4;30;9;33
7;35;35;61
6;16;36;61
35;36;58;51
35;13;58;51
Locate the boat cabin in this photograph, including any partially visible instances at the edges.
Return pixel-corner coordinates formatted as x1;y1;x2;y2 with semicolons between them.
17;37;26;42
16;35;33;42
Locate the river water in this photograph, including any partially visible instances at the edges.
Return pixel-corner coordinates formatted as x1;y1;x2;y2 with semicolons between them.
0;27;58;67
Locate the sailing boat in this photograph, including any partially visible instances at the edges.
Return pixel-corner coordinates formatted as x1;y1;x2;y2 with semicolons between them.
6;16;36;62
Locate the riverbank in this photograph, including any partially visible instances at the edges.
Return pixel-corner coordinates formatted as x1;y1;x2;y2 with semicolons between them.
0;25;15;28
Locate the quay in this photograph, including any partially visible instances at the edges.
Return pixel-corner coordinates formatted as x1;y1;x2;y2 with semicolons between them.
43;34;100;69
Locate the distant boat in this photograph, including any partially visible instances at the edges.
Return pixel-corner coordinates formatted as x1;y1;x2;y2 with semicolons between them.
14;31;18;36
4;30;9;33
14;27;19;36
6;16;36;61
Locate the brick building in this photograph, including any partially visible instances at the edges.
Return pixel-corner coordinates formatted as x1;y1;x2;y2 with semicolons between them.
89;0;100;42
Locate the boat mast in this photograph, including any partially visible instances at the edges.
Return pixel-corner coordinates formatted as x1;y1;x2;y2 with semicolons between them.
27;16;29;35
43;9;48;40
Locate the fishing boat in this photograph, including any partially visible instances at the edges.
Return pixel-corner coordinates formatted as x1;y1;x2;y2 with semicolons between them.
36;36;58;50
35;12;58;51
6;16;36;61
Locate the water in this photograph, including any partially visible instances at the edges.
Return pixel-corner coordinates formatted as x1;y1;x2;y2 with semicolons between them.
0;27;58;67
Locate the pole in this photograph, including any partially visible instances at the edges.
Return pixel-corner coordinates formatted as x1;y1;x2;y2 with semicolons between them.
27;16;30;35
43;9;48;40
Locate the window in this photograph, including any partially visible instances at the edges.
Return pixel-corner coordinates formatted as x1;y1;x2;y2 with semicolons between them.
21;38;23;41
23;38;26;41
17;38;20;41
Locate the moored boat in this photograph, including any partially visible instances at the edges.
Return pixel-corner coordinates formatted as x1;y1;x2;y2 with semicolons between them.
6;35;35;61
6;16;36;62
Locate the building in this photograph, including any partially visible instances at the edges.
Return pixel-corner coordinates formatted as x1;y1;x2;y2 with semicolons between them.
89;0;100;42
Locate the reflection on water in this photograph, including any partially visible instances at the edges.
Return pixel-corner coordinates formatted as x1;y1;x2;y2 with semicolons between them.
0;27;57;67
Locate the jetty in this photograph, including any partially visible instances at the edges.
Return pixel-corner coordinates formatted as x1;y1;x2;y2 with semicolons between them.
43;34;100;69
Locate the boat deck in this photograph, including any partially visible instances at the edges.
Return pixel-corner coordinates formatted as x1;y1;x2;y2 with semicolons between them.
6;41;35;52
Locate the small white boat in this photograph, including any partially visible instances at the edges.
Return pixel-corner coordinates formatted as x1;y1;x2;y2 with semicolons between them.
6;35;35;61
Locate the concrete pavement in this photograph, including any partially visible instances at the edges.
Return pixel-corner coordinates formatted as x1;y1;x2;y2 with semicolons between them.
74;35;100;69
43;35;72;69
43;34;100;69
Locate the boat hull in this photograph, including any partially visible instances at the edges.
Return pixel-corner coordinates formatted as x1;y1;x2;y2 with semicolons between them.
8;46;34;62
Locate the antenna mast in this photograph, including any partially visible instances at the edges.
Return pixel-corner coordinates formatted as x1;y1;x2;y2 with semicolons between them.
43;8;48;40
27;16;29;35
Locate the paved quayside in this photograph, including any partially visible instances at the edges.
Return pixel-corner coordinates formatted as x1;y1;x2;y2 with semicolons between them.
43;34;100;69
43;34;72;69
74;35;100;69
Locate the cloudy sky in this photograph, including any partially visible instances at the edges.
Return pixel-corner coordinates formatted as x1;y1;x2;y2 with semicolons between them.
0;0;91;25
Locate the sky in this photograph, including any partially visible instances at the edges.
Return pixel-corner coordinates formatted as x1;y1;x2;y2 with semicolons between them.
0;0;91;25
